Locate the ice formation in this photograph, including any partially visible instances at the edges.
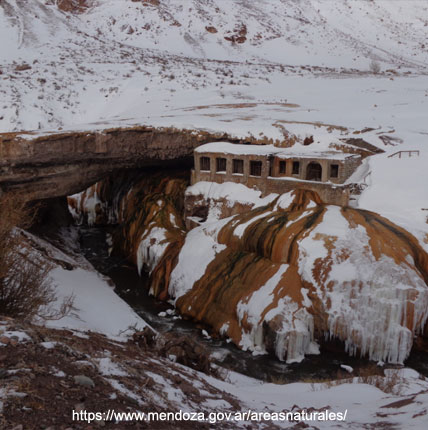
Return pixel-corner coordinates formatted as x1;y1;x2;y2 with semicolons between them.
160;190;428;364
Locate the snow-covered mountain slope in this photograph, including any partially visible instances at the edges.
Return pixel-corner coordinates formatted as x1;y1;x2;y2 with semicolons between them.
87;0;428;68
1;0;428;240
1;0;428;140
5;0;428;67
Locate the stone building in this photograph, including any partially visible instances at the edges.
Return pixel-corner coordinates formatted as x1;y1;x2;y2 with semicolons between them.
191;142;362;206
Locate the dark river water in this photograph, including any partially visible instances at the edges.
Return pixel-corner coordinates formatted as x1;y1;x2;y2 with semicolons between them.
77;226;428;383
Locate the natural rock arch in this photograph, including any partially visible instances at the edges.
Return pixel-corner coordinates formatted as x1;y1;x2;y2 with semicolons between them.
0;126;239;201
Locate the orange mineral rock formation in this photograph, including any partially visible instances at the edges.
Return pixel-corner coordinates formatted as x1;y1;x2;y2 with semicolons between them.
70;176;428;364
68;170;188;301
163;189;428;364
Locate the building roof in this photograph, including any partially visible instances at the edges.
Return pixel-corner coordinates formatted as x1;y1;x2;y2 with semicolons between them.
195;142;360;161
195;142;278;156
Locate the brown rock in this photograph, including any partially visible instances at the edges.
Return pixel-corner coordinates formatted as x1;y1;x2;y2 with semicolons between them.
155;189;428;364
0;126;236;201
56;0;88;13
303;135;314;146
132;326;157;348
178;380;200;397
0;335;10;345
224;24;247;44
15;63;32;72
158;333;212;374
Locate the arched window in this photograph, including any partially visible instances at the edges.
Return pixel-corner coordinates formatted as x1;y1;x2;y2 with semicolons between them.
306;162;322;181
250;161;262;176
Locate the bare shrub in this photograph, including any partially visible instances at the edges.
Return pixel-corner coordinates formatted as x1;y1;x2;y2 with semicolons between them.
157;333;213;375
369;59;381;74
309;364;403;395
0;193;74;321
357;369;403;395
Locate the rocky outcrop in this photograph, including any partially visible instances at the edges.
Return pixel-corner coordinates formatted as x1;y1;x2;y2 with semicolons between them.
68;169;188;300
0;316;241;430
53;0;89;13
71;174;428;364
155;190;428;364
0;126;250;201
224;24;248;44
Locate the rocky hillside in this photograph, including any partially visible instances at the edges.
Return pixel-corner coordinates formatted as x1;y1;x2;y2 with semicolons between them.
3;314;428;429
77;0;428;68
0;316;243;429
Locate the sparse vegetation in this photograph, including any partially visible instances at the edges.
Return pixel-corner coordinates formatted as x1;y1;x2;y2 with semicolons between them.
0;193;74;321
308;363;405;395
369;59;381;74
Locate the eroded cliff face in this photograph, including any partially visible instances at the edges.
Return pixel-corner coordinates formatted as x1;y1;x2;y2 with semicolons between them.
70;174;428;364
0;126;238;201
68;169;188;300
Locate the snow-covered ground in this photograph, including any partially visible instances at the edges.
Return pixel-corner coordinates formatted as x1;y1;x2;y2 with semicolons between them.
21;230;148;339
47;265;148;338
0;0;427;147
2;1;427;242
211;367;428;429
2;2;428;426
1;1;427;229
7;227;426;429
3;308;428;429
2;241;428;429
357;144;428;251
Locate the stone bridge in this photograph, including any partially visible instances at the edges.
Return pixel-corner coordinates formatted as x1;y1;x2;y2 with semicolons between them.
0;126;239;201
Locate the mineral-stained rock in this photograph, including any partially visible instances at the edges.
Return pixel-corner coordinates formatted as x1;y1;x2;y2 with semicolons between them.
72;173;428;364
68;170;188;300
159;189;428;364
